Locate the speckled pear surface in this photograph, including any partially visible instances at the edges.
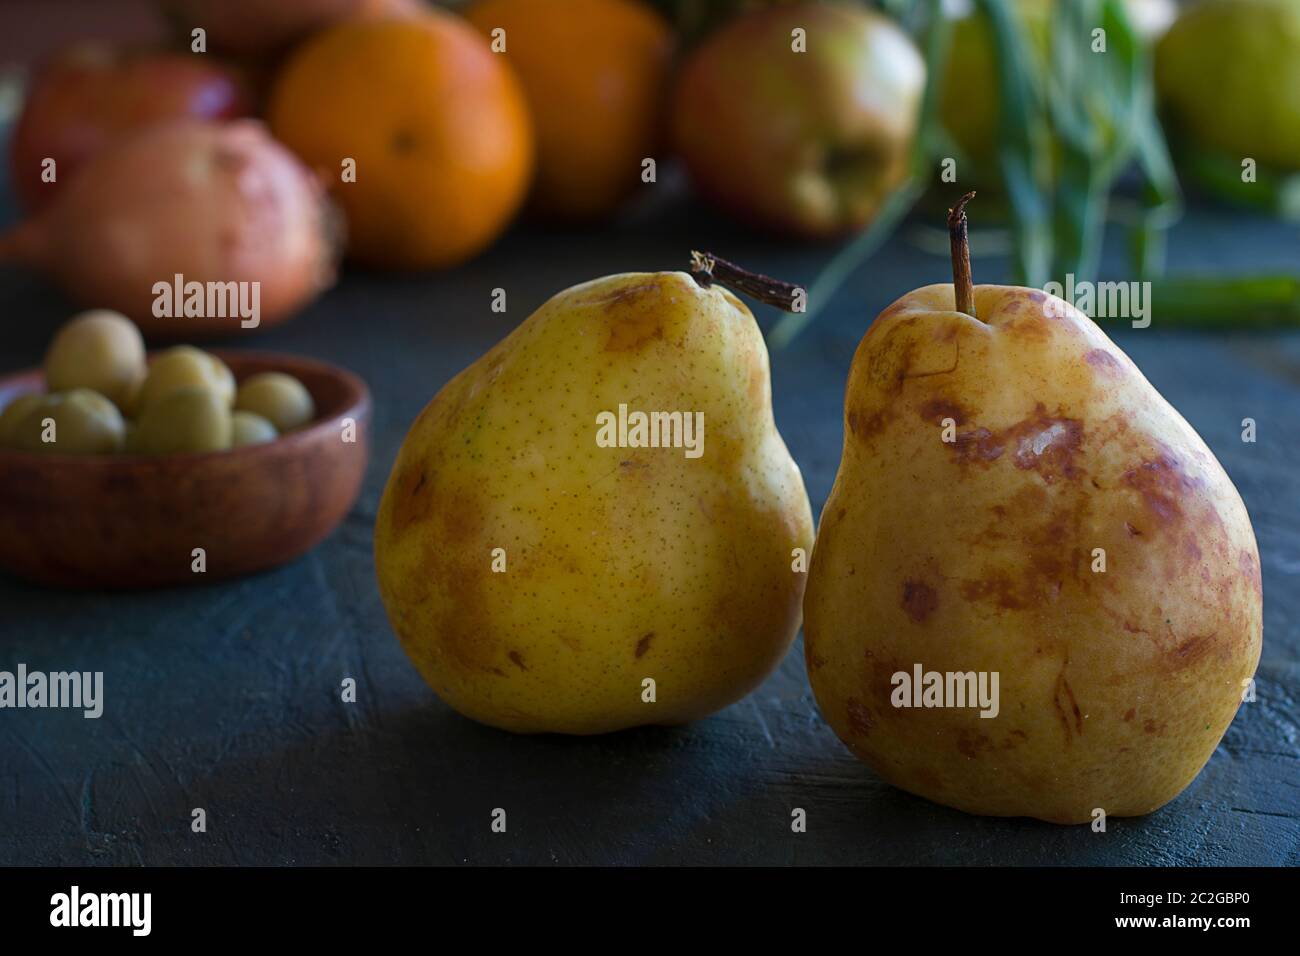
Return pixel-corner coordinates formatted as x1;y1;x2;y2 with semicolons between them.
804;284;1263;823
375;272;813;734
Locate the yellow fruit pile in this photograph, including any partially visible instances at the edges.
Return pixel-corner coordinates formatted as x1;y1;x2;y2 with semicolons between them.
0;311;316;456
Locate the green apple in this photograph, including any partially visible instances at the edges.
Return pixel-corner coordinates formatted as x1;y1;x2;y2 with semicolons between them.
1156;0;1300;171
671;2;924;238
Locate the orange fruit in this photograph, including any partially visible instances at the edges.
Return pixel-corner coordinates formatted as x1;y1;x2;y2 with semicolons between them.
464;0;673;220
267;12;533;270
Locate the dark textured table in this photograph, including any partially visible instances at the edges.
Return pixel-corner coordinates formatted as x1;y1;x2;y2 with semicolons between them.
2;195;1298;866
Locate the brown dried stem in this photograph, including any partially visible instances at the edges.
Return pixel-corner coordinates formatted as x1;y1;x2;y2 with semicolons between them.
948;191;977;319
689;250;803;313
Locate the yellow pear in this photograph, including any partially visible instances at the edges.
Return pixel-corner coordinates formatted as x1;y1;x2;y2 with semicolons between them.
804;197;1262;823
375;270;814;734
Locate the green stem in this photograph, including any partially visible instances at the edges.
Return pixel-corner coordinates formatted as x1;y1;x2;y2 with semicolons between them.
1102;276;1300;328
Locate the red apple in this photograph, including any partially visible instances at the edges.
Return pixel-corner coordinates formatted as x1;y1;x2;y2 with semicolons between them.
671;2;925;239
10;45;251;211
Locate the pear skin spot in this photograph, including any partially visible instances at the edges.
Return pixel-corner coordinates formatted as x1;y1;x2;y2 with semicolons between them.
876;298;911;322
596;280;658;308
949;404;1084;483
965;489;1078;611
1053;670;1084;741
635;633;654;658
900;579;939;623
1121;454;1199;527
858;323;962;432
961;571;1025;610
1239;549;1263;598
439;486;486;542
952;427;1004;463
602;282;666;351
1004;407;1085;481
388;462;433;535
870;347;911;392
956;730;993;758
419;484;499;676
748;359;767;406
412;376;471;435
508;650;528;671
1006;317;1053;342
1002;729;1029;750
846;698;875;735
1084;348;1123;375
847;407;890;440
1170;632;1214;669
430;549;497;676
605;318;663;352
918;397;969;425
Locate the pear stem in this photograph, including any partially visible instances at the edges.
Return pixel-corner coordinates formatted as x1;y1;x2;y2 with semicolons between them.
948;191;977;319
689;251;803;312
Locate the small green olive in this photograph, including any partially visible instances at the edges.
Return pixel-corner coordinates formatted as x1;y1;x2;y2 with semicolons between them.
231;410;279;448
135;346;235;413
0;393;44;447
44;310;146;411
10;389;125;455
129;386;232;455
234;372;315;432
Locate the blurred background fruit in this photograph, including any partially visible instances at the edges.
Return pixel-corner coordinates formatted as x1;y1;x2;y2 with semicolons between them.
0;0;1293;334
1156;0;1300;172
43;310;146;409
9;44;250;211
136;345;235;411
157;0;428;56
235;371;315;432
231;410;278;447
647;0;799;45
937;0;1174;191
268;12;533;269
9;388;125;454
129;384;231;454
672;1;924;239
937;0;1051;189
0;394;42;445
0;309;329;458
464;0;673;221
0;119;337;336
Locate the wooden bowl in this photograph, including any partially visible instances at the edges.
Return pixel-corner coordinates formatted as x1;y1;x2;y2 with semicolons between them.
0;351;370;589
